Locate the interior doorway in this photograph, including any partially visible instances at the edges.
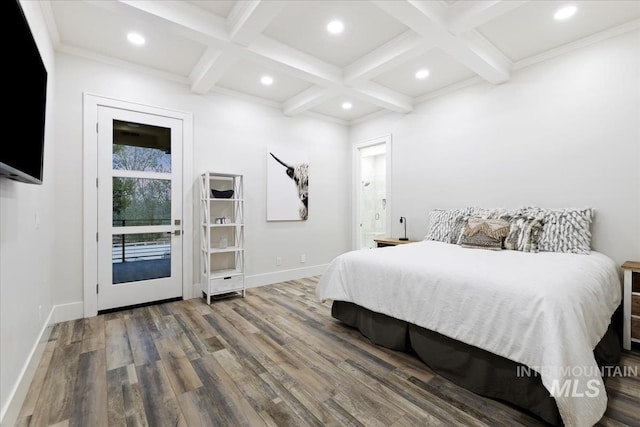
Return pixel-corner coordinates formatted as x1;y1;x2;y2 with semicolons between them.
354;135;391;249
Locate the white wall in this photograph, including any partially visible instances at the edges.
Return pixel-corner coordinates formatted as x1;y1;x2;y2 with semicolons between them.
54;53;351;305
351;30;640;266
0;1;56;423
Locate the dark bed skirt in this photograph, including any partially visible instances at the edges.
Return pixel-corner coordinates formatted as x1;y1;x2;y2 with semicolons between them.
331;301;621;426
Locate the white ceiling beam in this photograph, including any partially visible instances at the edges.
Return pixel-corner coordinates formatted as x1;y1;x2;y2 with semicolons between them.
119;0;414;116
283;86;339;116
348;81;413;113
452;29;512;82
247;35;343;87
447;0;529;35
373;0;511;84
118;0;229;43
344;30;434;84
227;0;284;46
118;0;343;89
189;48;237;94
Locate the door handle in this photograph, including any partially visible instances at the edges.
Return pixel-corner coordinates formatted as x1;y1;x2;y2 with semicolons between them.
167;230;182;236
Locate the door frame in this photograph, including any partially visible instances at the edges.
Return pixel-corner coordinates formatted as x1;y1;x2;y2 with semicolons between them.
352;134;392;250
83;93;194;317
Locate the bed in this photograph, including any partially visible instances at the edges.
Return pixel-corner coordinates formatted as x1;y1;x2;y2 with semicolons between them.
317;237;622;427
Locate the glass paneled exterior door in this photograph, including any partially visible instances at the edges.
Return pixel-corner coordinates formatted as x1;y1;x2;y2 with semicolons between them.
97;107;183;311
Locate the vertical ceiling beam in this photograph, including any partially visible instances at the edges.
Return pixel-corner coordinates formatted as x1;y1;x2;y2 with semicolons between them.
446;0;529;35
373;0;511;84
248;35;343;87
189;48;237;94
344;30;434;84
283;86;338;116
227;0;284;46
349;81;413;113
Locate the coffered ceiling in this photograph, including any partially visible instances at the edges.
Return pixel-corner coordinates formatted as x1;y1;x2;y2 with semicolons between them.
40;0;640;123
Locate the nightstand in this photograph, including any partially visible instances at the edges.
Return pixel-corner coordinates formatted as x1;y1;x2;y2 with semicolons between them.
373;237;419;248
622;261;640;351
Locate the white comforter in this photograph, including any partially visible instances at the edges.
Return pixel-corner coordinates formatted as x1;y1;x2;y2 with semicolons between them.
316;240;621;427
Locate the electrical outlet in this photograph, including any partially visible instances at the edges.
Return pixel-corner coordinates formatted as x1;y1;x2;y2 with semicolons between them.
276;256;282;266
300;254;306;263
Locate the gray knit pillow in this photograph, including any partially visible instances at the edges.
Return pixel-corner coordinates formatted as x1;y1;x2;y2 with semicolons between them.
425;208;472;243
528;207;593;254
468;206;530;220
504;215;545;253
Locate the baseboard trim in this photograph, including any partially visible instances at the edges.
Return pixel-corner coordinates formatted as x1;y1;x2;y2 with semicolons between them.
52;301;84;323
190;264;327;300
245;264;327;288
190;282;201;300
0;308;54;427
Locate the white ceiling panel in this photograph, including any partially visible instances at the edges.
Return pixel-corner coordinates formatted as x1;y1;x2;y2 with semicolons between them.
372;48;477;97
50;1;206;77
41;0;640;123
262;1;408;67
216;59;313;103
477;0;640;62
310;97;383;121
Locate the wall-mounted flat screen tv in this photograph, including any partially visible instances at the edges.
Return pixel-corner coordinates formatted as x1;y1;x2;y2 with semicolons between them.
1;0;48;184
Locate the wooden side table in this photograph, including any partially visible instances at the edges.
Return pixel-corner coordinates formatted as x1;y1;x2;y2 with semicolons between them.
373;237;419;248
622;261;640;351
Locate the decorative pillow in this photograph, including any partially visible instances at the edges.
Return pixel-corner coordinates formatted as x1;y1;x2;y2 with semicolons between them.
518;207;592;254
458;217;510;250
532;208;593;254
468;206;530;220
466;206;495;219
449;215;469;244
504;215;544;253
425;208;472;242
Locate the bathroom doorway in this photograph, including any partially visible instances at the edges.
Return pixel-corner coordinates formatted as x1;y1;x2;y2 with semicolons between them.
354;135;391;249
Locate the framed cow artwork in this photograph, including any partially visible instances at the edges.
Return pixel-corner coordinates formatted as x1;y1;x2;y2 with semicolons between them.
267;148;308;221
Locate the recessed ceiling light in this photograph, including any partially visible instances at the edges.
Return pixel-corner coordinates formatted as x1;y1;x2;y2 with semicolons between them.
260;75;273;86
327;20;344;34
342;101;352;110
415;69;430;79
127;32;145;46
554;5;577;20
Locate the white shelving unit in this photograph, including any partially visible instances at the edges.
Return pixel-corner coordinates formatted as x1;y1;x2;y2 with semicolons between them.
200;172;245;303
622;261;640;351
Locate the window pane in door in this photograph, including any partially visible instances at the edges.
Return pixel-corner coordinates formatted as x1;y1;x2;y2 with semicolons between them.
112;233;171;284
112;120;171;172
113;177;171;226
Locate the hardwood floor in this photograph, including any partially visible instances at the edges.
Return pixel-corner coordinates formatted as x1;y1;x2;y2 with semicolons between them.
15;277;640;427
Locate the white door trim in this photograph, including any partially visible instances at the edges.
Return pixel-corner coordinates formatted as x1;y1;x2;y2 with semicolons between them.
82;93;194;317
352;134;392;250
